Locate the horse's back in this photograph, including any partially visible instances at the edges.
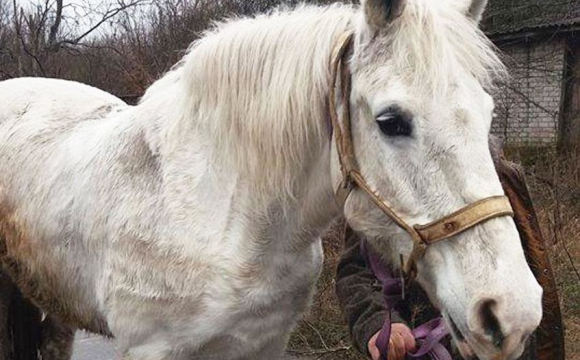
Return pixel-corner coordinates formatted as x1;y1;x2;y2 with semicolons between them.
0;76;128;203
0;77;126;128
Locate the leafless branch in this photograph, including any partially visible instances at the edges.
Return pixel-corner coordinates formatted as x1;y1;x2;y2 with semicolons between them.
303;320;329;350
53;0;146;49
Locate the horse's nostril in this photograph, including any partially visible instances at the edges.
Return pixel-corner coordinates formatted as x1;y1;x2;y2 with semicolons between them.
479;299;505;348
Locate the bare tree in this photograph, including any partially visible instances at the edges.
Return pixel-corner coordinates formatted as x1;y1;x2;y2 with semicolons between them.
4;0;146;76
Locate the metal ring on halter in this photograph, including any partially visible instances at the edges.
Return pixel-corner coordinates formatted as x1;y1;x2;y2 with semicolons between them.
328;33;514;282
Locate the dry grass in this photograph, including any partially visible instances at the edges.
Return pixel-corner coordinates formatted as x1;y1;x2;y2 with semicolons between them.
288;148;580;360
287;223;364;360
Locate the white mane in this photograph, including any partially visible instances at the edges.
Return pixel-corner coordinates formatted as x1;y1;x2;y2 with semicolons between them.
140;5;354;201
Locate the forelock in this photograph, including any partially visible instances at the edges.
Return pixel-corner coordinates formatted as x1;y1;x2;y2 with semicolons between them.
354;0;505;99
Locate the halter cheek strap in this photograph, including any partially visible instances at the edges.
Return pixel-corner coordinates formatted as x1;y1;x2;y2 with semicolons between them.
329;33;514;280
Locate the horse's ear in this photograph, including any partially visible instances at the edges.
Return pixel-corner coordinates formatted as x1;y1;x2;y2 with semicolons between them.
362;0;405;32
466;0;488;24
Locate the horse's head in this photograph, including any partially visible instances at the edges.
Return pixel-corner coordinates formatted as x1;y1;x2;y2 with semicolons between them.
334;0;542;358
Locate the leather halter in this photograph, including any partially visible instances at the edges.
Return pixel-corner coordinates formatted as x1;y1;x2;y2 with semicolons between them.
329;33;514;280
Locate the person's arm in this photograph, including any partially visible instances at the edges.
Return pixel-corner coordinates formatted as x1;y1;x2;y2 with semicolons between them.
334;219;410;356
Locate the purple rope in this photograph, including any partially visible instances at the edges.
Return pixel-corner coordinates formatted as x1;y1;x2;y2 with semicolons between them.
361;241;452;360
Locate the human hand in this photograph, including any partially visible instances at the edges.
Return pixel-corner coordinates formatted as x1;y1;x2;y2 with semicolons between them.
367;323;416;360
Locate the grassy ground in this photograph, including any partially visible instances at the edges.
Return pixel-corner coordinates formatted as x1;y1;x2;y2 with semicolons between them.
287;148;580;360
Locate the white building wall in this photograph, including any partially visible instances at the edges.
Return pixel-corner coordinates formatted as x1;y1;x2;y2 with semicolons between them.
491;38;566;145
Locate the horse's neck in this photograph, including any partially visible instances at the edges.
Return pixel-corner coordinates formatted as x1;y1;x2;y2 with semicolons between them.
154;116;340;255
137;94;339;260
135;7;356;257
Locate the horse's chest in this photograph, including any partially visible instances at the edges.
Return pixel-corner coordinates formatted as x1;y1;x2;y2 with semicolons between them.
208;242;324;357
106;238;324;359
235;253;321;321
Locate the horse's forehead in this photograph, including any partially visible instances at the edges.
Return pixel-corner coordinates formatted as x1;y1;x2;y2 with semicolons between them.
355;69;491;118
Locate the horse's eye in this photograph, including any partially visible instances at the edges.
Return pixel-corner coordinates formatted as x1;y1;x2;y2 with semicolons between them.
376;110;413;137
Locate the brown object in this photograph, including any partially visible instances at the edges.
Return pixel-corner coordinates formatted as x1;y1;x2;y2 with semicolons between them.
496;156;565;360
328;33;514;280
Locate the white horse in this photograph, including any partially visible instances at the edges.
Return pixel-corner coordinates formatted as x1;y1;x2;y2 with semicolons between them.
0;0;542;359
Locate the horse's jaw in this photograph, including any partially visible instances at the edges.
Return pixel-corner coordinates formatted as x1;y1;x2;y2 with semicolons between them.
413;218;542;360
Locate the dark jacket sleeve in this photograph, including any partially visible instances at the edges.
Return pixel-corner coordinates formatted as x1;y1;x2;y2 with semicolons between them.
334;220;407;355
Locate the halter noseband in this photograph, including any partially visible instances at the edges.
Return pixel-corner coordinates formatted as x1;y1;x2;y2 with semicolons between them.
329;33;514;280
